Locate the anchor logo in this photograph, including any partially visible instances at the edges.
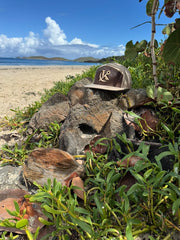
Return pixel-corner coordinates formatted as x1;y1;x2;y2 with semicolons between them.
99;70;111;82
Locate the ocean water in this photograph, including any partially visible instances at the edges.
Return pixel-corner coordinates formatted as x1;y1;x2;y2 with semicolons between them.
0;57;96;66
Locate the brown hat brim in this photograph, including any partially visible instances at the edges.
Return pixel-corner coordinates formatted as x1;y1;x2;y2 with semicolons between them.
85;83;129;91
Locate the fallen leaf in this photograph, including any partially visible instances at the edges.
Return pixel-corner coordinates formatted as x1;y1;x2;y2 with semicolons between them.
71;176;85;200
0;189;46;234
117;155;143;167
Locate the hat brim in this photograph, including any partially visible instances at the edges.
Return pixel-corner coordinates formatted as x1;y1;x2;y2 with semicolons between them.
85;83;129;91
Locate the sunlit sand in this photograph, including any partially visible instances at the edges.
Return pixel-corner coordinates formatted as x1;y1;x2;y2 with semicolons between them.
0;65;91;118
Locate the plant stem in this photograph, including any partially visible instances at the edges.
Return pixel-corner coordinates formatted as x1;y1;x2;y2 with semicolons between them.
151;0;159;98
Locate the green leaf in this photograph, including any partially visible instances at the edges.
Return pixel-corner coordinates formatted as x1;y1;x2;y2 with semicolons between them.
163;28;180;65
152;171;166;187
6;209;19;217
146;0;154;16
123;193;130;214
25;229;34;240
146;85;155;99
70;217;93;236
14;201;20;213
126;222;133;240
38;217;54;226
144;169;153;180
125;40;137;59
162;24;174;36
172;198;180;215
106;169;115;184
16;219;28;229
171;107;180;114
34;226;40;240
75;207;90;215
146;85;173;102
94;192;103;215
157;87;173;103
43;205;63;215
135;40;148;52
155;151;172;162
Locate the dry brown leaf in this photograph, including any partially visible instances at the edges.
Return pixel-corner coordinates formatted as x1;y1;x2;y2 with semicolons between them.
71;176;85;200
0;189;46;234
117;155;143;167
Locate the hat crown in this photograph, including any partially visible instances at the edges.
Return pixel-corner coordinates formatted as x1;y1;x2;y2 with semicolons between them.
94;65;123;88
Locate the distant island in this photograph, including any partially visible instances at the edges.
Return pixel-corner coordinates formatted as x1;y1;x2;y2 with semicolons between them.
16;55;126;63
17;56;100;63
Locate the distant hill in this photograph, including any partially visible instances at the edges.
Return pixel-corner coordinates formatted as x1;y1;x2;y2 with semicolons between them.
73;57;100;63
16;55;126;63
17;56;68;61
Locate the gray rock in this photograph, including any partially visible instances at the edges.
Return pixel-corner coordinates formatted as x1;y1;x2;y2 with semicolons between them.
0;165;24;190
118;88;150;110
68;78;92;106
59;98;126;155
29;92;70;131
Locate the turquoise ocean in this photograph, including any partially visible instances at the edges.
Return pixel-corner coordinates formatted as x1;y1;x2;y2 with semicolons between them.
0;58;96;66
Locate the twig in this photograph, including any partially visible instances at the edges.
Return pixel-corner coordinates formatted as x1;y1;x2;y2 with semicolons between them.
130;21;167;30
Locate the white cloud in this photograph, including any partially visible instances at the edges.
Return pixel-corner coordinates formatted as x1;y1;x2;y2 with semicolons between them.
0;17;125;59
43;17;67;45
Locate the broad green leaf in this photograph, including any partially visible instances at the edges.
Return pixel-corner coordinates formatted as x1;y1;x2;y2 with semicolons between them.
146;0;159;16
163;28;180;65
136;40;148;52
146;85;173;102
157;87;173;103
125;40;137;59
172;198;180;215
162;24;175;35
146;85;155;99
16;219;28;229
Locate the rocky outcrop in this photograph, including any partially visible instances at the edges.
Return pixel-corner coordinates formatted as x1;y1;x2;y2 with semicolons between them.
29;92;70;131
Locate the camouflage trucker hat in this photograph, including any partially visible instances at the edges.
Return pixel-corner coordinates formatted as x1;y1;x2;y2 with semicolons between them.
85;63;132;91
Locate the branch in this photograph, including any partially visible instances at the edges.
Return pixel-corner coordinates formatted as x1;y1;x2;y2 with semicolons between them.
151;0;159;99
130;21;167;30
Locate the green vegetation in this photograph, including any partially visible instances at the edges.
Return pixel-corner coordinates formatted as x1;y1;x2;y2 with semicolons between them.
0;49;179;239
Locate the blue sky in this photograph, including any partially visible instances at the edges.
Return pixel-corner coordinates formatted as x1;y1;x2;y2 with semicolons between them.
0;0;178;59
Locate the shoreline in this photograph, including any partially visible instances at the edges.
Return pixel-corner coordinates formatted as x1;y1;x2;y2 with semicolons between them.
0;65;91;119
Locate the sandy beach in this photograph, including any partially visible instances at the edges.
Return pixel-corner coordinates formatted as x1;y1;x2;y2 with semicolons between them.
0;65;91;119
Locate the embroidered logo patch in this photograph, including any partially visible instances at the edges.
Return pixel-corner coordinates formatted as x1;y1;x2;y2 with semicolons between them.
99;70;111;82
